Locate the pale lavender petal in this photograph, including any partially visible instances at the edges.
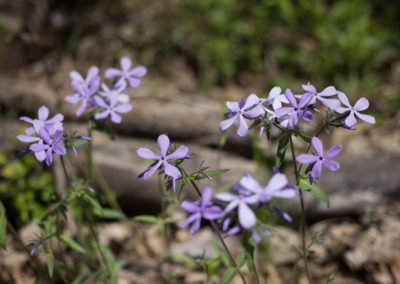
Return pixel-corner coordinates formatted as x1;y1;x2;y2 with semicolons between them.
219;116;237;131
298;92;313;108
288;112;298;129
338;92;351;107
311;161;322;180
334;106;350;114
203;206;223;220
17;135;39;143
130;66;147;77
238;203;256;229
127;77;141;88
215;192;236;202
20;116;33;123
163;162;181;179
76;100;87;117
237;115;249;137
355;112;375;124
34;151;46;162
324;144;343;158
272;188;298;199
69;71;83;82
65;95;81;104
323;159;340;171
302;84;316;93
268;86;281;100
39;129;51;144
285;89;297;107
264;173;288;193
179;213;199;228
344;111;357;127
110;112;122;123
94;96;109;109
297;154;319;164
239;175;262;194
242;94;259;110
311;136;324;156
167;145;189;160
181;201;199;213
108;91;119;106
201;187;213;207
354;97;369;111
319;86;337;97
38;106;49;121
226;101;239;111
275;107;293;117
142;160;163;179
244;104;264;118
189;218;201;235
87;66;99;82
157;134;170;156
318;97;340;109
120;57;132;72
45;150;53;166
47;114;64;124
114;103;133;113
95;110;110;120
29;144;49;152
137;148;160;160
105;68;122;79
224;200;240;213
226;226;241;236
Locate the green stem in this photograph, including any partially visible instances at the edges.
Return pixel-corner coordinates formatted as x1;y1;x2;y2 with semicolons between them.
289;135;313;284
86;120;93;181
189;181;248;284
88;217;112;277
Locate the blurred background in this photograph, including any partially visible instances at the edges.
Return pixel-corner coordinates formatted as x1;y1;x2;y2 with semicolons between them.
0;0;399;283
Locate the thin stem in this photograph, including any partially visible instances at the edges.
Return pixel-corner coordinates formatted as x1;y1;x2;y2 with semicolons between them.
289;135;313;284
189;181;248;284
88;217;112;277
86;121;93;181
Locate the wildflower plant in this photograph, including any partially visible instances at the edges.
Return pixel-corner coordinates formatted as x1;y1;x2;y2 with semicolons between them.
2;54;376;283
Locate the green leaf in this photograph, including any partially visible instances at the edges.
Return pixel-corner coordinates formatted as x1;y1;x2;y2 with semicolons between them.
170;253;197;269
203;168;229;178
94;208;126;220
134;215;159;224
299;177;329;207
46;250;55;278
206;257;222;275
275;133;290;169
235;251;246;267
243;235;257;272
0;201;6;248
220;267;237;284
60;234;86;254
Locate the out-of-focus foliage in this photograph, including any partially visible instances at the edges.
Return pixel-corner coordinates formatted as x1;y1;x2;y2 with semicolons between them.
0;152;55;224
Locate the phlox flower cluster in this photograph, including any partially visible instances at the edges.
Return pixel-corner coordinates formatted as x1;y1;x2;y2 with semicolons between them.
219;84;375;137
65;57;146;123
178;172;298;242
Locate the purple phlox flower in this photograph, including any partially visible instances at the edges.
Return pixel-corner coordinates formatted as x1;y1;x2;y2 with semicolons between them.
297;136;342;180
19;105;64;136
219;93;265;137
238;173;297;204
136;134;190;191
28;128;66;166
99;81;130;104
275;89;313;129
302;84;340;110
214;190;259;229
221;218;241;237
179;187;223;234
266;86;289;110
94;91;133;124
335;92;376;127
105;57;147;88
65;66;101;117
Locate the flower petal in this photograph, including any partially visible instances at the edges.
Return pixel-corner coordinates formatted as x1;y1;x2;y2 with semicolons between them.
219;116;237;131
338;92;351;107
237;115;249;137
323;159;340;171
181;201;199;213
120;57;132;71
311;161;322;180
167;145;189;160
137;148;160;160
297;154;319;164
324;144;343;158
141;160;163;179
105;68;122;79
114;103;133;113
215;192;236;202
355;112;375;124
163;162;181;179
344;111;357;127
238;203;256;229
264;173;288;194
157;134;170;156
311;136;324;156
130;66;147;77
354;97;369;111
111;112;122;123
319;86;337;97
318;97;340;109
38;106;49;121
201;187;213;207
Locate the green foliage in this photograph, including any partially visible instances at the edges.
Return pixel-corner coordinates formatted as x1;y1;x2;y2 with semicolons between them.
275;133;290;169
0;200;6;248
299;176;330;207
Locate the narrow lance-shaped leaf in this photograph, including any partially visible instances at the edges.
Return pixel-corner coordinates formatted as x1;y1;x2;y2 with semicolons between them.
60;234;86;254
298;177;329;207
275;133;290;169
